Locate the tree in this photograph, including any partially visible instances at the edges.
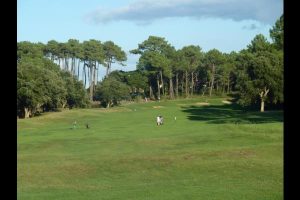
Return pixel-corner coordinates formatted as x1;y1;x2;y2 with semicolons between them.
219;52;237;94
235;35;283;112
130;36;174;99
125;71;148;98
44;40;60;62
172;50;185;98
180;45;203;97
270;15;283;50
67;39;81;76
17;41;89;118
203;49;225;96
103;41;127;76
17;41;44;62
94;76;130;108
82;39;104;101
60;71;89;108
17;57;67;117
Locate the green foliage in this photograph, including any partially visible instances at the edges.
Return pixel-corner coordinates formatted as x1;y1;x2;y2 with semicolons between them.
125;71;148;92
270;15;283;50
247;34;271;53
131;36;175;98
233;15;283;110
60;71;90;108
94;76;131;107
82;39;103;63
204;49;225;66
131;35;173;54
17;57;67;116
17;41;44;62
180;45;203;72
17;41;90;118
17;14;283;114
235;41;283;107
132;36;174;72
103;41;127;65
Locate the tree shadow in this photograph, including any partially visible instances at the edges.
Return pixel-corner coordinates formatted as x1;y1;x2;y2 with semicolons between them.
181;103;283;124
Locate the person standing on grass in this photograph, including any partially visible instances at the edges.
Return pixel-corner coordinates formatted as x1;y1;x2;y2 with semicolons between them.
157;116;161;126
160;116;164;125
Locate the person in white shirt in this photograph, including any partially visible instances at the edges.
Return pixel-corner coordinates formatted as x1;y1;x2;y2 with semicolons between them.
157;116;161;126
160;116;164;125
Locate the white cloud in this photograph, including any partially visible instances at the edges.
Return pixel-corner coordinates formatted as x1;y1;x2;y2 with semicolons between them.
85;0;282;25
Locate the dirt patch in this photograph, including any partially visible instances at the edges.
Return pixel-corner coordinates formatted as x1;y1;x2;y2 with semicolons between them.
177;104;190;106
182;153;198;161
195;102;210;106
153;106;164;109
222;100;232;104
118;155;174;167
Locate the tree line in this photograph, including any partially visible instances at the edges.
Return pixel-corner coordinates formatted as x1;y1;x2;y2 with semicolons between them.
17;15;283;118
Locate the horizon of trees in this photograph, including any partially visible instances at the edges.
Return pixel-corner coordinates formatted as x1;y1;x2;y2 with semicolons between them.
17;15;283;118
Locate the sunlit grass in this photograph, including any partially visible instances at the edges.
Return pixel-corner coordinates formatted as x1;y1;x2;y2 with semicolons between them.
17;97;283;200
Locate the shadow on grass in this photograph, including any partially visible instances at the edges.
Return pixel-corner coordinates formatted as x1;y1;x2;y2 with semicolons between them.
181;103;283;124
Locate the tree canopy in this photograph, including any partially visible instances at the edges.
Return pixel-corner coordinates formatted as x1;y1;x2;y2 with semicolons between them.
17;15;283;116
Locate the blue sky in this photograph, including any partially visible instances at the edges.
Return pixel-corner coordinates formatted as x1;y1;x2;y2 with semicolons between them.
17;0;283;79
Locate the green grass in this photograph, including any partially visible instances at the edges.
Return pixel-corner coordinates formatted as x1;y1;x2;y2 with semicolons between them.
17;97;283;200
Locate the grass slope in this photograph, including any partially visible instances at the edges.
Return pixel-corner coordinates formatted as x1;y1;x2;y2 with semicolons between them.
17;97;283;200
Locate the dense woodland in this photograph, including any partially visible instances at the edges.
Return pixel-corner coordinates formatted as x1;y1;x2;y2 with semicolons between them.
17;15;283;118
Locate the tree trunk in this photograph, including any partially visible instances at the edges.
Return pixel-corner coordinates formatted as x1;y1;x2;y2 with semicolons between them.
62;102;67;109
185;70;188;97
157;75;160;100
191;71;194;96
70;58;73;75
169;74;174;99
88;63;90;86
72;58;76;75
175;73;179;98
160;70;164;96
227;75;230;93
93;62;97;93
260;99;265;112
181;74;184;97
106;57;112;76
24;107;31;119
58;59;61;69
195;74;198;95
222;82;225;95
106;63;110;76
66;57;69;71
259;87;269;112
209;64;215;97
96;64;98;85
89;63;95;101
89;80;94;101
106;100;111;108
77;59;80;78
83;62;87;87
149;85;153;99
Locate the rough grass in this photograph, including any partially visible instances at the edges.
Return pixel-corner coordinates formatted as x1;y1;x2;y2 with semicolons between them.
17;97;283;200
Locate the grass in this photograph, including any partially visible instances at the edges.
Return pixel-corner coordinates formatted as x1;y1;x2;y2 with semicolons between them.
17;97;283;200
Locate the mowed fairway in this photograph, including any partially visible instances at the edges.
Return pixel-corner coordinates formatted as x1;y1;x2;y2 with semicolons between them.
17;97;283;200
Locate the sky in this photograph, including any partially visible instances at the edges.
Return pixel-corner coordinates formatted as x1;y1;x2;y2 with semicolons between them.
17;0;283;80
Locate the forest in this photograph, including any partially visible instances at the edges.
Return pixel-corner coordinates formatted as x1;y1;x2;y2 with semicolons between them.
17;15;283;119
